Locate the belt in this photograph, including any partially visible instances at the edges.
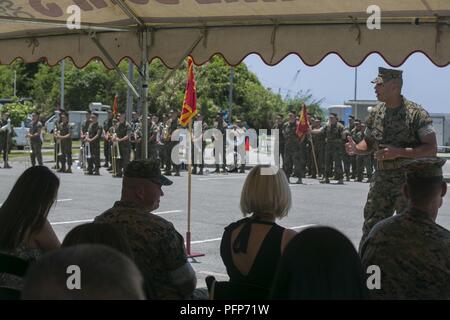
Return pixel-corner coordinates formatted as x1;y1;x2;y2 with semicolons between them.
377;158;407;171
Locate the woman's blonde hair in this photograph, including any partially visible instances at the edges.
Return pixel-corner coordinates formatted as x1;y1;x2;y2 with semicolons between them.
240;165;291;219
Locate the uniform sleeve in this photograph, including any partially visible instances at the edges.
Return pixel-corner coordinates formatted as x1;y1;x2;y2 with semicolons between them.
126;124;132;138
161;226;188;271
364;109;376;138
414;108;435;139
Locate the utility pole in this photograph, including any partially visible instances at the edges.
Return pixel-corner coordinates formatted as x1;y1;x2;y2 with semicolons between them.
13;71;17;97
60;60;65;110
354;67;358;119
228;67;234;123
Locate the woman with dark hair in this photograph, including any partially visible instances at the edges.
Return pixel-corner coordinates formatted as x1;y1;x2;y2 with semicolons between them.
62;223;134;259
271;226;369;300
0;166;61;288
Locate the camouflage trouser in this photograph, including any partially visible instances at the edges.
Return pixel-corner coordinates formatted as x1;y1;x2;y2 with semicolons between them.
30;141;43;166
356;154;373;180
165;141;180;173
0;137;8;163
60;142;72;168
283;143;303;178
87;144;101;174
104;140;111;165
324;141;343;179
192;142;206;171
118;145;131;176
278;143;285;168
359;169;408;252
309;142;324;177
148;144;159;160
343;148;356;178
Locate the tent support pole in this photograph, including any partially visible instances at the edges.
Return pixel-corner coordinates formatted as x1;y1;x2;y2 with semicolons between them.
89;33;140;99
141;29;149;159
140;32;205;159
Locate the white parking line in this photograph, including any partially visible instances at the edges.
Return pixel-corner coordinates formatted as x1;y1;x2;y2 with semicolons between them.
198;176;246;181
198;271;229;278
1;199;73;206
291;224;316;230
191;237;222;244
50;210;183;226
155;210;182;215
51;219;93;226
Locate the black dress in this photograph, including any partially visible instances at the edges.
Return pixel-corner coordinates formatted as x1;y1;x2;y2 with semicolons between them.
220;217;285;290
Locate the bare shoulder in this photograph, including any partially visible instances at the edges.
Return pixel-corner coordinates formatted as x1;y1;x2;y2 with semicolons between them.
281;228;298;253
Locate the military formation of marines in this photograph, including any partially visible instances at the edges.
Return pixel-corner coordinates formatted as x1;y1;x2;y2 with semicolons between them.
278;110;374;185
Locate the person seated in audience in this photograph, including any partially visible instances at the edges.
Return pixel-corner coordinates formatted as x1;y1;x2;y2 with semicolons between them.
94;159;197;299
21;244;145;300
62;223;133;258
0;166;61;289
271;226;369;299
360;157;450;299
220;165;297;297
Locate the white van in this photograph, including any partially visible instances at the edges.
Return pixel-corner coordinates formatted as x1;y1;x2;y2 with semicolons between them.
89;102;111;112
45;110;108;140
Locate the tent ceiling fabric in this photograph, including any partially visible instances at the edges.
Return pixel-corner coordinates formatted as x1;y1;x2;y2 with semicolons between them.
0;0;449;67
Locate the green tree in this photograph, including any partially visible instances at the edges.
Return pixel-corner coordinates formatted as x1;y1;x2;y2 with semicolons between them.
1;100;36;127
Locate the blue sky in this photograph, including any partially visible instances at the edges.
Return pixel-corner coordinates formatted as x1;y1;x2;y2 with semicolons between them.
244;53;450;114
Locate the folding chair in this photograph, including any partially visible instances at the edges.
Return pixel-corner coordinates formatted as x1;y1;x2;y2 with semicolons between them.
0;253;30;300
205;276;270;300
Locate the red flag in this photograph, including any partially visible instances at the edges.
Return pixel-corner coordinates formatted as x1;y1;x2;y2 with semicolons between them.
179;57;198;127
296;103;309;139
112;95;119;116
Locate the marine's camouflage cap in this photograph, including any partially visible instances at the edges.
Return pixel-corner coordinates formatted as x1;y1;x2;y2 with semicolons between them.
371;67;403;84
124;159;173;186
402;157;446;179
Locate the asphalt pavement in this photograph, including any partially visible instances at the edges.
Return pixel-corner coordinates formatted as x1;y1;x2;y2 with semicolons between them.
1;152;449;289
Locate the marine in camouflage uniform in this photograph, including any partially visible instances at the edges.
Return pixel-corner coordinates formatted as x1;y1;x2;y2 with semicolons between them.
272;115;285;167
114;114;132;177
27;112;43;166
282;112;304;184
343;116;357;181
352;121;373;182
345;68;437;251
79;111;92;170
0;112;12;168
94;159;199;299
313;113;345;184
360;157;450;299
164;111;181;176
148;116;160;160
130;112;140;160
191;114;207;175
86;113;103;175
213;113;228;173
103;111;114;168
309;118;325;178
56;113;73;173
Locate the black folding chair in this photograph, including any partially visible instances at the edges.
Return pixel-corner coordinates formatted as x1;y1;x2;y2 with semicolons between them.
0;253;30;300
